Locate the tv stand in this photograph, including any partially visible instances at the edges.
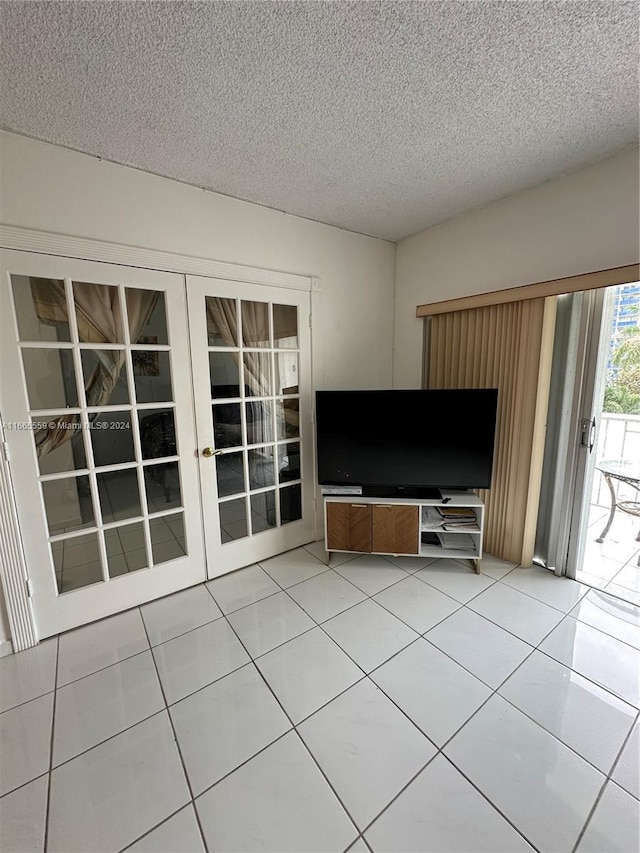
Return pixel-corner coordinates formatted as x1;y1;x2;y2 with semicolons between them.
323;491;484;572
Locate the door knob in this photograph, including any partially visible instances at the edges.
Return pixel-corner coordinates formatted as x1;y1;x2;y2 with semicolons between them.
202;447;217;458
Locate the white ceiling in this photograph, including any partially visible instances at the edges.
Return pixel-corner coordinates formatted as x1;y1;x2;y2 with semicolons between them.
0;1;638;241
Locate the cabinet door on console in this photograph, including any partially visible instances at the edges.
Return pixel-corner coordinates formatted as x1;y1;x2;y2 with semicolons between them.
372;505;419;554
326;503;372;552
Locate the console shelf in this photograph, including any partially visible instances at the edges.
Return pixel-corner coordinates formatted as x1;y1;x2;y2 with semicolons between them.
323;491;484;572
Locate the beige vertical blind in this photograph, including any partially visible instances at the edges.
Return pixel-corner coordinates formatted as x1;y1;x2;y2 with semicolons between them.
427;297;557;566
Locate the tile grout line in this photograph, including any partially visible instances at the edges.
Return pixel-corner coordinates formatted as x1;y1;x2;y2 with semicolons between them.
239;553;640;783
137;606;210;853
570;709;640;853
42;636;60;853
4;550;638;852
229;557;549;845
117;803;198;853
200;582;364;847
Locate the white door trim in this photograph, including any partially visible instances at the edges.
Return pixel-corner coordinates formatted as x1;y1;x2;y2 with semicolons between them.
0;421;37;652
0;225;313;292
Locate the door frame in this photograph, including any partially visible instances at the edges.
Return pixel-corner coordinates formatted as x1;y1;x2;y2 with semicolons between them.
0;226;314;650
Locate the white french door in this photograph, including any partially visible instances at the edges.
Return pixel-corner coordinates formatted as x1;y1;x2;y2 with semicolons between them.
187;275;314;577
1;251;314;639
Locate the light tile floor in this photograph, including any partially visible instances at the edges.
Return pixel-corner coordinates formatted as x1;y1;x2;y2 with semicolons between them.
1;546;639;853
578;505;640;606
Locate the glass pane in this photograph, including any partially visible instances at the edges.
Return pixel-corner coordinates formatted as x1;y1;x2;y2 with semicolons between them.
278;442;300;483
42;475;94;535
151;513;187;564
243;352;272;396
216;452;245;498
274;352;298;395
144;461;182;511
90;411;135;467
53;533;103;593
22;348;77;410
32;416;87;475
276;398;299;440
273;304;298;348
219;498;247;543
11;276;71;342
133;352;173;403
241;301;270;348
209;352;240;399
73;281;124;344
97;469;142;523
246;400;273;445
126;289;168;345
81;350;129;406
139;409;177;460
106;522;148;578
212;403;243;449
251;491;276;534
206;297;237;346
280;484;302;525
248;447;275;490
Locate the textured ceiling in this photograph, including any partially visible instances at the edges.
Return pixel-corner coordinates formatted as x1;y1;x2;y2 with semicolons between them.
0;1;638;241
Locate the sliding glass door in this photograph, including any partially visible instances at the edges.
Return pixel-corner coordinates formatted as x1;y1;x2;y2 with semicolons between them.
535;282;640;599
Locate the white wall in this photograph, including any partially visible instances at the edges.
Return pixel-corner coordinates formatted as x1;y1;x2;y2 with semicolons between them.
0;132;396;390
394;147;640;387
0;131;396;649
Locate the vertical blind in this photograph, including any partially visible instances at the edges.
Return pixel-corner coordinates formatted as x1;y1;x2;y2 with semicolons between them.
427;297;557;565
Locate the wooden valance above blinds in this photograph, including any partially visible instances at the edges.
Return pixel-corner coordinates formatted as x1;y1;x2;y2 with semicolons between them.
416;263;639;317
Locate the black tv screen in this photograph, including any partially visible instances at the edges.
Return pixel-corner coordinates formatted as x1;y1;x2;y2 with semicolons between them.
315;389;498;495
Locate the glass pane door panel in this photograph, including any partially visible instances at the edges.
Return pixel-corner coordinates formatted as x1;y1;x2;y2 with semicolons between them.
11;276;71;342
246;400;274;445
72;281;125;343
32;417;87;475
206;297;237;346
138;409;177;459
53;533;103;593
216;452;245;498
126;288;169;345
144;462;182;511
42;475;94;534
276;399;299;439
133;352;173;403
212;403;243;449
243;352;272;396
280;484;302;525
248;447;275;490
81;350;129;406
22;348;78;410
274;352;298;395
106;521;148;577
209;352;240;398
219;498;248;542
278;442;300;482
241;301;270;348
90;412;135;466
151;513;187;564
251;491;276;533
97;469;142;523
273;304;298;348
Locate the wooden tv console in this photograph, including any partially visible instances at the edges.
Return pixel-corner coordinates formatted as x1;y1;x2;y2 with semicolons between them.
323;491;484;572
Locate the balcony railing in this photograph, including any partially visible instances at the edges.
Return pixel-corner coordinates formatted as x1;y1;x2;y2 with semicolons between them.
592;413;640;506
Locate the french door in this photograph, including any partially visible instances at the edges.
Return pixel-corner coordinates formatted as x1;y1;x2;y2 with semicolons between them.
1;252;314;639
188;275;314;577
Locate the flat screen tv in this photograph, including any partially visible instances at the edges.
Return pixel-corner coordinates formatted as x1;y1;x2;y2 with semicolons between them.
315;389;498;498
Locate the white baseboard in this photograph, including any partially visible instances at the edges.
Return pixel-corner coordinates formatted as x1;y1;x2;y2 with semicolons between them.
0;638;14;658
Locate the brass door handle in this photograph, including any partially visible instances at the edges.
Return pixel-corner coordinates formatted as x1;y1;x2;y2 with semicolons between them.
202;447;218;458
